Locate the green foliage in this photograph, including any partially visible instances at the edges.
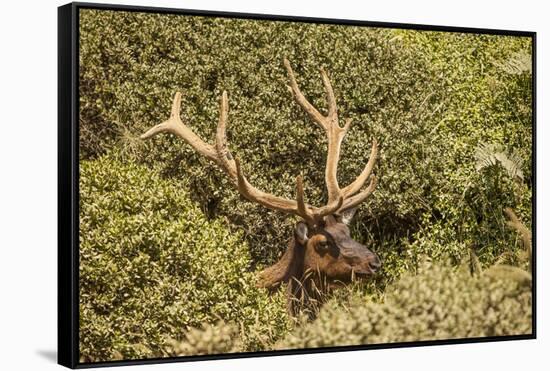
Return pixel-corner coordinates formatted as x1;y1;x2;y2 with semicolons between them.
79;157;291;361
167;259;532;353
393;31;533;273
277;261;532;348
165;321;242;356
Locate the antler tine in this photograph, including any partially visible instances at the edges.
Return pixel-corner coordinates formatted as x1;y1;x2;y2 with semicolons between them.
296;175;316;225
342;117;353;132
215;94;321;217
320;66;337;120
315;194;344;220
340;175;377;212
140;92;219;163
325;123;347;205
215;91;237;179
170;90;182;118
296;175;344;224
284;58;327;131
341;138;378;198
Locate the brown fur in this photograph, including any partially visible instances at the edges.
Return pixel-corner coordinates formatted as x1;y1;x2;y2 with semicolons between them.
257;218;380;315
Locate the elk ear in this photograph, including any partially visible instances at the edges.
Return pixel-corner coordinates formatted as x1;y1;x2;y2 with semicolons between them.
340;207;359;225
324;215;338;226
294;221;309;245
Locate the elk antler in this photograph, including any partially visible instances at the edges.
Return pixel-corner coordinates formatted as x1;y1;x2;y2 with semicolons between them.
284;59;378;213
141;59;378;225
141;90;341;225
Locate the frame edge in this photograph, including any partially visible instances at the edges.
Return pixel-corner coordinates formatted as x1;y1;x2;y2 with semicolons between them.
58;2;79;369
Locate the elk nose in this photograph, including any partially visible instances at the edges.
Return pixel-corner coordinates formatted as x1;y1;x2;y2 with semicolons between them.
368;255;381;272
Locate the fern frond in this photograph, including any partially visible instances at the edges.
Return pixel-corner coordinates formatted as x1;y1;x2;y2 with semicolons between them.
474;142;524;182
474;143;501;171
495;51;532;75
497;150;524;182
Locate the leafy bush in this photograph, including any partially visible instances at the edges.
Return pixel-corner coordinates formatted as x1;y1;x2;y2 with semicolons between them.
394;31;533;270
277;260;532;348
165;321;242;356
164;259;531;353
79;157;290;362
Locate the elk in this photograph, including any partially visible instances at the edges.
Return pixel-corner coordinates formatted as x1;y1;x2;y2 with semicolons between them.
141;59;380;314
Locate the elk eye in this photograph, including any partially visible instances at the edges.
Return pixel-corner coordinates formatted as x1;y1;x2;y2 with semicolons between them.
316;240;329;252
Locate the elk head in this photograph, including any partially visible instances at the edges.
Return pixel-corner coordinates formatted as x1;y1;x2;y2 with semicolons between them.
141;59;380;314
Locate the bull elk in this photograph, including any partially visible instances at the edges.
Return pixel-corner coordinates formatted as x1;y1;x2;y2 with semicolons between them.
141;59;380;314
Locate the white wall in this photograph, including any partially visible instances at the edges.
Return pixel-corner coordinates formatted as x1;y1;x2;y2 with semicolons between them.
0;0;546;370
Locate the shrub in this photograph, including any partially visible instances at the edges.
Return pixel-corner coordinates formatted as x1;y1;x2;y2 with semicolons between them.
395;31;533;270
79;157;290;362
165;321;242;356
277;260;532;349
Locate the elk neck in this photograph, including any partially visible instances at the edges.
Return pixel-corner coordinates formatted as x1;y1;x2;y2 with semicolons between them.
256;236;306;290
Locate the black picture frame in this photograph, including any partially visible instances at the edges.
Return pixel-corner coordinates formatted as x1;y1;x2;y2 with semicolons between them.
58;2;537;369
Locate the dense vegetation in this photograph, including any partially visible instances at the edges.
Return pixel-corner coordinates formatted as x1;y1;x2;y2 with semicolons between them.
79;158;291;361
166;260;531;354
78;9;533;362
278;261;531;348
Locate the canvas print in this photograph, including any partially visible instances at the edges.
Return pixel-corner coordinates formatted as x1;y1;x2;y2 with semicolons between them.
77;7;533;364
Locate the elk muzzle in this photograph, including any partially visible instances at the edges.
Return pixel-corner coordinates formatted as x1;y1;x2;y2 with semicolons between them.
338;238;381;276
304;221;382;282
